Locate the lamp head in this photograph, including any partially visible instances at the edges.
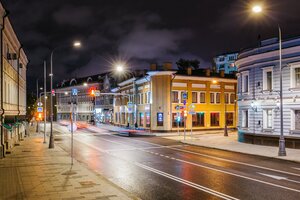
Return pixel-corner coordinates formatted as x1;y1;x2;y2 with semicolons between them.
73;41;81;48
252;5;262;13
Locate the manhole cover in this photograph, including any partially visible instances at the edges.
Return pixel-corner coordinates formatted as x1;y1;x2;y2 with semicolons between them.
61;170;77;175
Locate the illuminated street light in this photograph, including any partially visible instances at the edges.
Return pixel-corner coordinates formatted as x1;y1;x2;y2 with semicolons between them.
73;41;81;47
252;5;262;13
116;64;124;72
252;5;286;156
49;40;82;149
83;82;88;87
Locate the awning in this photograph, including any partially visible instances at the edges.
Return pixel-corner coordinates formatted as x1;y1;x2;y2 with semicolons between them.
3;124;12;131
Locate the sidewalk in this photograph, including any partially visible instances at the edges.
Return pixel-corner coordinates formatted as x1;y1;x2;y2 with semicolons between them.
166;132;300;163
94;123;231;136
0;126;137;200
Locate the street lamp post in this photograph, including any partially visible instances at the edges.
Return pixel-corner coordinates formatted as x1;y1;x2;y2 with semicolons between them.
49;41;81;149
251;5;286;156
278;26;286;156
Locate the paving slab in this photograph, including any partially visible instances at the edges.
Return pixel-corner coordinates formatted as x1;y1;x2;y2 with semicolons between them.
0;126;138;200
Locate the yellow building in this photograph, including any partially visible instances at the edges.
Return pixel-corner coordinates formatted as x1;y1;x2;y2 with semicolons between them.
113;64;237;132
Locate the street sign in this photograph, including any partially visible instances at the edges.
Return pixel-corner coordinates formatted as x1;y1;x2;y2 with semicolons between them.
72;88;78;96
189;103;195;114
182;92;187;100
37;102;43;106
127;102;134;113
37;107;43;112
95;90;100;97
183;99;186;105
68;123;78;132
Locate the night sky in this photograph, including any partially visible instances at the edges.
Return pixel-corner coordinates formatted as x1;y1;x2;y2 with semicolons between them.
2;0;300;91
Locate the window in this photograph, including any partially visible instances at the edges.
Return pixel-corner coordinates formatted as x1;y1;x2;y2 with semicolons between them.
216;93;220;103
144;93;148;104
230;93;235;104
192;92;198;103
147;92;151;103
146;112;151;127
219;57;225;62
242;110;248;128
139;113;144;126
210;113;220;126
242;71;249;93
226;113;234;126
294;110;300;130
295;68;300;87
263;67;273;91
172;91;179;103
192;112;205;127
200;92;206;103
210;93;215;103
225;93;229;104
172;113;184;127
141;93;144;104
263;109;273;129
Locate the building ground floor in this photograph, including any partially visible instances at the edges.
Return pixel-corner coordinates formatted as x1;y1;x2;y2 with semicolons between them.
0;115;28;158
57;112;94;123
238;99;300;149
95;108;114;124
113;103;237;132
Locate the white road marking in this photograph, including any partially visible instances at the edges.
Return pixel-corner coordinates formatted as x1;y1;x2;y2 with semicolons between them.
68;134;238;199
258;173;300;184
135;162;239;200
55;125;300;193
69;132;300;194
292;167;300;171
86;126;300;178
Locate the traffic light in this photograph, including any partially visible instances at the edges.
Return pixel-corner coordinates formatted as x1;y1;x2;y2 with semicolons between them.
36;112;43;121
51;89;55;96
89;87;96;97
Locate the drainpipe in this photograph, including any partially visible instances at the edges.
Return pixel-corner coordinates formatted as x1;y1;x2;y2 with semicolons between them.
17;45;23;141
1;9;9;158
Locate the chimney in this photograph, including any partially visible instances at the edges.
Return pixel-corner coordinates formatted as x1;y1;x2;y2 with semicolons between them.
220;69;225;78
205;69;211;77
150;63;157;71
162;62;172;70
187;67;192;76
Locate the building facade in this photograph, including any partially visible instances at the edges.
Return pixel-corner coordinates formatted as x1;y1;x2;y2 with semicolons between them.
0;3;28;157
236;37;300;148
113;65;237;132
214;53;238;74
56;74;115;124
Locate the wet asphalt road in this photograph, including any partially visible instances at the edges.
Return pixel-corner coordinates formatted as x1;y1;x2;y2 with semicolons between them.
53;124;300;200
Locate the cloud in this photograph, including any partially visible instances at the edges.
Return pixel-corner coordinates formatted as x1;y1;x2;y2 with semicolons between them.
118;24;192;60
52;5;93;27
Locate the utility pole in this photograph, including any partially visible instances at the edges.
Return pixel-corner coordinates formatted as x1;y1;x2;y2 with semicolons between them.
43;61;47;143
36;79;39;133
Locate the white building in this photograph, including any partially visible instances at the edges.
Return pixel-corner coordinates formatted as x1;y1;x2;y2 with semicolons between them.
0;3;28;157
214;53;238;74
236;37;300;148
